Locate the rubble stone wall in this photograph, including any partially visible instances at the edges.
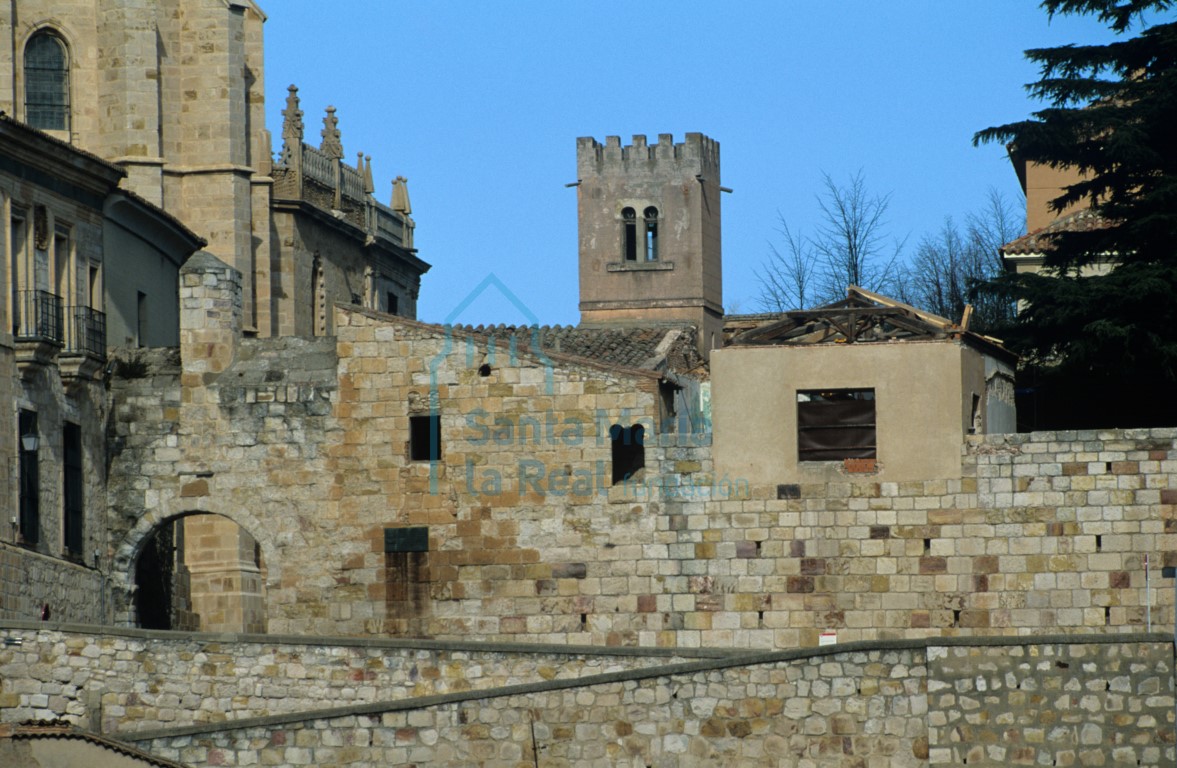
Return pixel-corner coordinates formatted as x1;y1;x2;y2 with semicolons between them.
0;624;711;734
108;634;1171;768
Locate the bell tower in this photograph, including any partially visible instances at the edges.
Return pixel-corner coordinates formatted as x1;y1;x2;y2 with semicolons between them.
576;133;724;354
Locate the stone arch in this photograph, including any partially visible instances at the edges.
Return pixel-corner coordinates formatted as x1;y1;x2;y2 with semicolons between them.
112;503;284;631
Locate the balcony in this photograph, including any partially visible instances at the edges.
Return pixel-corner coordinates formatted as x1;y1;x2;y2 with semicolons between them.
15;289;63;343
13;290;63;373
65;305;106;358
60;305;108;384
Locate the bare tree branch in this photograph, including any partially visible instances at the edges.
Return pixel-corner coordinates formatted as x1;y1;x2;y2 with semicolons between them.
757;170;904;311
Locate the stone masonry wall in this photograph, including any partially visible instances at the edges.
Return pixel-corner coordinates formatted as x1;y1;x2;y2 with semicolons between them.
95;633;1170;768
344;313;1177;647
102;297;1177;647
0;546;104;623
0;624;712;735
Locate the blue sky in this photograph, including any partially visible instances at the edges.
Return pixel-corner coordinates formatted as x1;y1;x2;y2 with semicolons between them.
262;2;1136;326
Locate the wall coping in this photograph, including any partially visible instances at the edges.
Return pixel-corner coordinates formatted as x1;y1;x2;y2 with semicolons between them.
0;620;731;659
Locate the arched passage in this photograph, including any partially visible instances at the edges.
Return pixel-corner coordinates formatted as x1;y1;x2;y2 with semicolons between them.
132;513;268;633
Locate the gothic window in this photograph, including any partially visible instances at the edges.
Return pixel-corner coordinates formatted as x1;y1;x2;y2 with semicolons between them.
24;31;70;132
643;206;659;261
621;207;637;261
796;389;876;461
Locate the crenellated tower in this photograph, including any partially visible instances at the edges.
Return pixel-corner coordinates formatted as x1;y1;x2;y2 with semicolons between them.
576;133;724;355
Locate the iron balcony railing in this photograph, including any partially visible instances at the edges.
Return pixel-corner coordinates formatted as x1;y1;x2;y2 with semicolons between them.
15;289;63;343
66;305;106;358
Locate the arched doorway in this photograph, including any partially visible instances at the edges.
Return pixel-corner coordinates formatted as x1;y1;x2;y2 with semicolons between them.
134;513;268;633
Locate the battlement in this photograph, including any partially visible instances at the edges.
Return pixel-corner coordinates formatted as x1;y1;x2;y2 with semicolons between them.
576;133;720;177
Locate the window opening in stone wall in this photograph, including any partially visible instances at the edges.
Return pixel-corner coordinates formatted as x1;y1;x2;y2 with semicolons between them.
136;291;147;347
18;409;40;546
796;389;876;461
89;262;100;308
63;422;83;558
386;291;399;316
24;31;70;132
409;414;442;462
610;423;645;484
621;207;637;261
643;206;659;261
969;393;981;435
10;214;25;335
658;380;680;432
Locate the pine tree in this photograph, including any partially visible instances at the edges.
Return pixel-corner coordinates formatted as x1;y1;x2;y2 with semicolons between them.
974;0;1177;428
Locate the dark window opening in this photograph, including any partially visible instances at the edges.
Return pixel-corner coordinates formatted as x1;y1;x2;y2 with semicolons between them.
25;31;70;131
409;414;441;462
10;216;25;335
797;389;876;461
136;291;147;347
18;410;40;546
643;206;659;261
658;380;680;432
621;207;637;261
63;422;83;557
478;363;492;377
610;423;645;484
969;393;981;435
386;291;399;315
89;263;100;307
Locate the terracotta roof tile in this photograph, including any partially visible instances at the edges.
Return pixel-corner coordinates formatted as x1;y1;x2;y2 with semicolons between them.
1001;208;1113;255
447;323;705;374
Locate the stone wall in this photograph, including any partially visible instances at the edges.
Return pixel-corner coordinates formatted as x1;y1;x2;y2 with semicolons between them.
928;640;1172;765
102;297;1177;646
0;624;714;735
20;630;1152;768
0;546;105;623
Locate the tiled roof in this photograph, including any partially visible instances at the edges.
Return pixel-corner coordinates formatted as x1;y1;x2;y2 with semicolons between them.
725;286;1016;363
1001;208;1112;255
1;722;192;768
446;323;705;375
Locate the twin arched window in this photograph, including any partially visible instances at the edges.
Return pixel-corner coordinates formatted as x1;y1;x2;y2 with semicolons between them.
24;30;70;131
621;206;659;262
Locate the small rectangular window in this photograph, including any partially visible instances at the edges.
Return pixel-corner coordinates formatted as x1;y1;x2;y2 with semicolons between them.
409;414;441;462
797;389;876;461
610;423;645;484
136;291;147;347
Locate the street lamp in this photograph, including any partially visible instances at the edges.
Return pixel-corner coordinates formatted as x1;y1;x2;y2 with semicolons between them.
20;431;38;453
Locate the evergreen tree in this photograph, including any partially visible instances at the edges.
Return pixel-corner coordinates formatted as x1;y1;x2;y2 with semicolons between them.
974;0;1177;428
